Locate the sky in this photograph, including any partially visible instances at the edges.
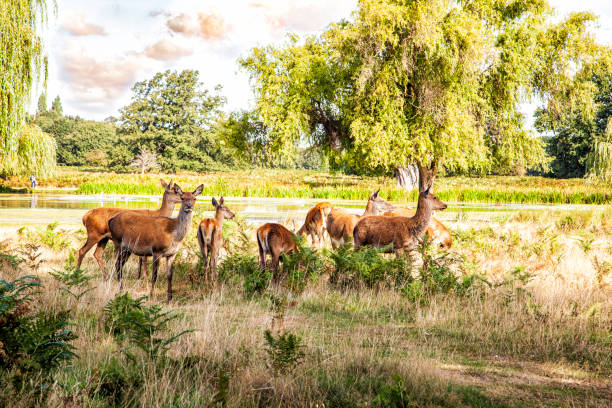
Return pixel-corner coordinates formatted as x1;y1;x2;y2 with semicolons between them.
38;0;612;122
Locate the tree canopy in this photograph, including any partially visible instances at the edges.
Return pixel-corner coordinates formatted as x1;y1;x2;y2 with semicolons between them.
1;0;55;177
241;0;608;184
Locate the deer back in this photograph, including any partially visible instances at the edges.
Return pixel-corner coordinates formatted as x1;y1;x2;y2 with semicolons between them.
109;213;177;256
257;223;297;254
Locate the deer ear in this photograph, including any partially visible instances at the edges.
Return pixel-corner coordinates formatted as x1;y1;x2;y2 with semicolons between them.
160;179;168;189
173;184;183;197
193;184;204;196
370;188;380;199
211;197;219;208
219;197;224;205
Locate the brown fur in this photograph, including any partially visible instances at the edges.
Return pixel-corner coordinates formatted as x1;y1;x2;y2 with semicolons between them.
197;197;235;283
109;184;203;302
256;223;298;274
75;179;180;279
354;188;447;254
383;208;452;249
326;189;395;247
297;201;333;247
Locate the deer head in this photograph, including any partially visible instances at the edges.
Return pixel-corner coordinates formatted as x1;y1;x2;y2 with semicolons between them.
421;186;447;211
368;188;396;214
212;196;235;220
161;178;182;204
174;184;204;213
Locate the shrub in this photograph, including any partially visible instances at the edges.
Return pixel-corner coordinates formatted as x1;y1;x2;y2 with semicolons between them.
264;329;305;375
0;275;77;394
50;267;96;302
280;235;325;294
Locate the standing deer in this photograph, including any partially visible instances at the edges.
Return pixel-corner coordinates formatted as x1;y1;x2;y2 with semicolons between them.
197;197;235;282
353;185;447;254
256;223;298;274
383;208;452;249
296;201;333;248
75;179;181;279
326;189;396;247
108;184;203;302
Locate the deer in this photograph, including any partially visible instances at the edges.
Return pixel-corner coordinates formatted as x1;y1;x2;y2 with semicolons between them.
75;179;181;279
383;208;452;249
256;223;298;275
296;201;333;248
326;189;396;248
108;183;203;302
353;162;447;254
196;197;235;283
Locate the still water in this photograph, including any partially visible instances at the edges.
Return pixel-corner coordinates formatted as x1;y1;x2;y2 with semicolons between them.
0;193;601;228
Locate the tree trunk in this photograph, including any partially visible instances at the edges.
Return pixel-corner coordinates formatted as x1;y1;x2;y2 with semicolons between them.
395;165;419;190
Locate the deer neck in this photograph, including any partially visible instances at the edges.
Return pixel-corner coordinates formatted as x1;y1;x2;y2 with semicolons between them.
158;194;174;217
214;208;225;227
412;195;434;236
173;205;194;242
361;200;377;217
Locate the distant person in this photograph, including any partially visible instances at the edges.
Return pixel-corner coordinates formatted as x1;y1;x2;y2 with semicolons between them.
30;175;38;189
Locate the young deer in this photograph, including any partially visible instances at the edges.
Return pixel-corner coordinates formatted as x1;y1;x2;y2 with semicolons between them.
256;223;298;273
75;179;181;279
353;185;447;254
108;184;203;302
383;208;452;249
197;197;235;282
326;189;395;247
296;201;333;248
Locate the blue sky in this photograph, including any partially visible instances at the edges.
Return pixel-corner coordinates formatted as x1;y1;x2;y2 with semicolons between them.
39;0;612;123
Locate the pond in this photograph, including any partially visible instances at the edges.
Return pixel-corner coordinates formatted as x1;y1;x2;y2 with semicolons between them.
0;192;603;228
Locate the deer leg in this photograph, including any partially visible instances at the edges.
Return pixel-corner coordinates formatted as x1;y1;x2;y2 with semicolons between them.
93;237;110;280
76;236;99;273
115;247;130;290
258;238;267;270
150;254;160;298
138;256;148;279
166;254;177;303
203;244;210;283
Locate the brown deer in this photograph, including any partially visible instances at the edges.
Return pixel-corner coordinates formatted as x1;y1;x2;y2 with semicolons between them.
196;197;235;282
383;208;452;249
256;223;298;273
326;189;396;247
75;179;181;279
353;185;447;254
108;184;203;302
296;201;333;248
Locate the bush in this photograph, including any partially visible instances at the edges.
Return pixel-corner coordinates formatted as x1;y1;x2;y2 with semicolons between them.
0;275;77;394
328;244;414;290
279;235;325;294
264;329;305;375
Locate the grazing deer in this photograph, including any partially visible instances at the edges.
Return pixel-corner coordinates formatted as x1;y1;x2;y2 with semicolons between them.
326;189;396;247
196;197;235;282
383;208;452;249
296;201;333;248
256;223;298;273
108;184;203;302
75;179;181;279
353;185;447;254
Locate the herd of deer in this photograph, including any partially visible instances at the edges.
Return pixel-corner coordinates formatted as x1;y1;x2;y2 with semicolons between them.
75;174;450;302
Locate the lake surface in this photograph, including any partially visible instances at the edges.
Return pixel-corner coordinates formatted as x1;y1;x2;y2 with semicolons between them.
0;193;603;228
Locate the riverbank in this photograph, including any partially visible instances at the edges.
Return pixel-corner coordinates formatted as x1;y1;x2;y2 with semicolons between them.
2;167;612;204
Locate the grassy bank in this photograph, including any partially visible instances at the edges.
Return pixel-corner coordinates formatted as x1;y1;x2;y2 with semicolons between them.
1;207;611;407
2;167;612;204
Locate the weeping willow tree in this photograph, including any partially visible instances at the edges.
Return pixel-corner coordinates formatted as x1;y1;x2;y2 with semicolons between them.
0;0;56;177
586;119;612;182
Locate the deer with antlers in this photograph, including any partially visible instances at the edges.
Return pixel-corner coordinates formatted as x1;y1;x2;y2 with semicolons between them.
75;179;181;279
326;189;396;248
197;197;235;283
296;201;333;248
353;162;447;254
108;184;203;302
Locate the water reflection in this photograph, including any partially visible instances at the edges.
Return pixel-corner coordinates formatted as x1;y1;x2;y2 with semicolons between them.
30;194;38;209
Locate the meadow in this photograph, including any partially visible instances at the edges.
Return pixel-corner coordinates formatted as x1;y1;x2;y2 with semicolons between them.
3;167;612;204
1;202;611;407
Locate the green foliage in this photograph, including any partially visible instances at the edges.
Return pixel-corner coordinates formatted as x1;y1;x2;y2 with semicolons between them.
117;69;232;172
102;293;193;359
37;93;47;114
327;244;413;290
51;95;62;115
263;329;305;374
241;0;604;178
280;235;325;294
0;275;77;394
49;268;96;302
0;0;51;176
18;221;71;250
